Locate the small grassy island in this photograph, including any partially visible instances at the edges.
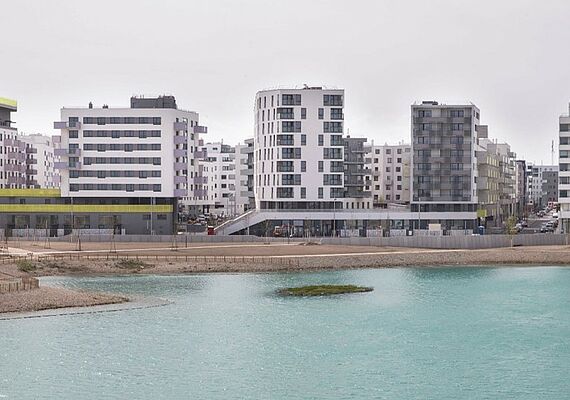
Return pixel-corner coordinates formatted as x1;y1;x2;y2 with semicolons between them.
278;284;373;297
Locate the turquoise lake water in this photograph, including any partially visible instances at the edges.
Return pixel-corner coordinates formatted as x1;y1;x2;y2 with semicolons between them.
1;267;570;399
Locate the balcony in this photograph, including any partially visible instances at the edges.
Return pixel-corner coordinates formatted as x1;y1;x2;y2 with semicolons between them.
174;175;187;184
26;179;39;187
194;150;207;159
54;148;81;156
54;121;81;129
174;149;187;158
26;168;38;175
26;158;38;165
7;176;26;185
193;126;208;134
26;147;38;154
174;135;187;144
4;164;25;173
174;162;187;170
7;152;26;162
174;189;188;197
54;161;82;169
193;189;208;197
193;176;208;184
3;138;19;146
173;121;188;131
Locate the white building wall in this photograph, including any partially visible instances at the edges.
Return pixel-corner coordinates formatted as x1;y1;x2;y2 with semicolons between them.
56;103;202;198
368;143;411;205
19;134;59;188
254;87;345;209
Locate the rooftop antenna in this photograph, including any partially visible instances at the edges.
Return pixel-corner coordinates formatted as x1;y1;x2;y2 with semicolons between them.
551;140;555;165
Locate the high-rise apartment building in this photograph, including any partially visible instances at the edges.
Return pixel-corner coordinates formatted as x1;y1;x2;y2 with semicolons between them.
559;103;570;232
254;86;345;211
411;101;480;231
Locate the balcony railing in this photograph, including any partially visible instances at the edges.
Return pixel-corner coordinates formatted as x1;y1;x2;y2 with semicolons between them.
54;148;81;156
174;135;187;144
174;189;188;197
174;162;187;170
174;149;187;158
7;152;26;162
173;121;188;131
193;176;208;184
26;147;38;154
174;175;187;184
54;121;81;129
193;126;208;134
3;164;25;172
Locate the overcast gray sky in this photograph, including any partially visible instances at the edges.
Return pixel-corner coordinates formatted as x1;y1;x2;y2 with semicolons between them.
2;0;569;164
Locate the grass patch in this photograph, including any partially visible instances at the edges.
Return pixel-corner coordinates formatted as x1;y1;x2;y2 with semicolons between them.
16;259;36;272
278;284;373;297
114;259;148;270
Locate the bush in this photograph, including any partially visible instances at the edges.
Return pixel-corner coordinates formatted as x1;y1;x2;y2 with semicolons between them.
16;259;36;272
115;259;148;270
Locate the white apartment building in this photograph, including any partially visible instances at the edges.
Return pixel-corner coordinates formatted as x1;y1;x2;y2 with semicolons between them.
254;86;345;211
558;103;570;231
54;96;206;199
19;134;59;189
234;139;255;214
194;142;238;217
367;142;411;206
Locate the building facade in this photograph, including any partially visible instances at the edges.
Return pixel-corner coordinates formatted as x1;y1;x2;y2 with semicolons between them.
410;101;480;232
559;103;570;232
254;86;345;212
367;142;411;206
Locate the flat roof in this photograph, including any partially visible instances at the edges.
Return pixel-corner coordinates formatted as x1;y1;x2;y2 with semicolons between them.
0;97;17;111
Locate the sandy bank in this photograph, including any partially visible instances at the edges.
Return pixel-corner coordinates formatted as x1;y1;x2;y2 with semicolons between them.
0;286;127;314
2;245;570;277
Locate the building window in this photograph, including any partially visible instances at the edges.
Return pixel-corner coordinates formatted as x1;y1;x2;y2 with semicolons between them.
282;121;302;133
301;134;306;146
276;134;294;146
301;108;306;119
418;110;431;117
301;187;306;199
330;108;343;120
323;95;343;106
318;108;324;119
318;161;324;172
301;161;306;172
277;161;294;172
276;187;294;198
318;135;324;146
281;174;301;185
282;94;301;106
282;148;301;159
318;187;323;199
449;109;465;118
